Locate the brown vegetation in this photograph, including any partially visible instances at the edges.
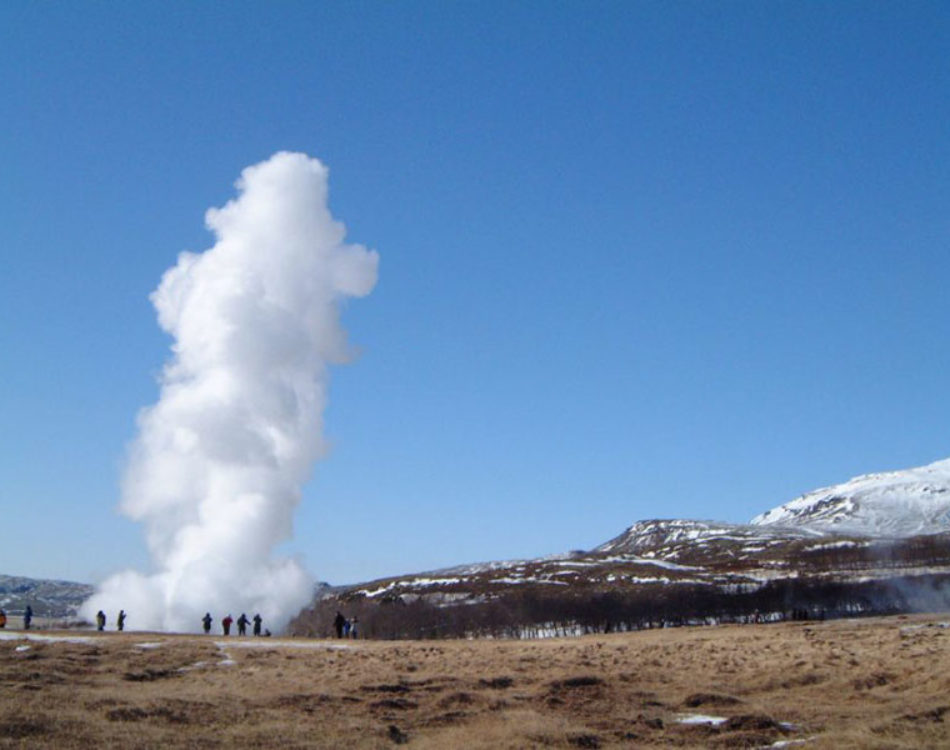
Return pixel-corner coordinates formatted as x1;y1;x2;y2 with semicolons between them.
2;613;950;748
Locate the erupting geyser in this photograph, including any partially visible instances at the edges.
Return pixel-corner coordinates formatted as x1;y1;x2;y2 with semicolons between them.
81;152;379;632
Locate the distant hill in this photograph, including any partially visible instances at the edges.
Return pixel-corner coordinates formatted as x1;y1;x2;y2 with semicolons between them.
0;574;94;619
293;456;950;639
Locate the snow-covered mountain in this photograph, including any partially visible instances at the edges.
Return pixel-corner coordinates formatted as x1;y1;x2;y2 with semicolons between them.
596;457;950;556
751;457;950;537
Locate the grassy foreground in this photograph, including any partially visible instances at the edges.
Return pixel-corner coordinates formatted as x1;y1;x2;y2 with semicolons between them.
2;613;949;748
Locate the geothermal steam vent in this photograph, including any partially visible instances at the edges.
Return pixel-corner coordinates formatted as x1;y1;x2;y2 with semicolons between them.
81;152;379;632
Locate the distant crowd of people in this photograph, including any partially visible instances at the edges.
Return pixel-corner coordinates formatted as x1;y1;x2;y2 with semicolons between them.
0;605;274;637
202;612;269;637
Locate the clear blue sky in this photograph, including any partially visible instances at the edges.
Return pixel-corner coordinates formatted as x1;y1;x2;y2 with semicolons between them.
2;1;948;586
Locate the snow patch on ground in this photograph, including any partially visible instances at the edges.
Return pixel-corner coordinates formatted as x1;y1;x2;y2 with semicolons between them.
489;578;569;586
635;558;702;571
0;632;94;644
177;661;208;672
676;713;727;725
806;540;865;551
214;639;353;650
900;621;950;635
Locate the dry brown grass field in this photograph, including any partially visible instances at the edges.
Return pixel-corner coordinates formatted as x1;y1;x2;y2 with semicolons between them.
2;613;949;748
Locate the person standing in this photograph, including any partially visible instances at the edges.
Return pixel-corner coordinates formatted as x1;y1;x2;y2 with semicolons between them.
333;611;345;639
0;609;7;628
23;605;32;630
350;617;358;639
252;613;262;636
222;614;233;636
237;613;249;636
117;610;126;631
96;611;106;631
202;613;213;634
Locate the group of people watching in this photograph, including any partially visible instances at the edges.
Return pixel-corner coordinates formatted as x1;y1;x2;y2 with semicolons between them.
95;609;126;631
333;611;359;639
0;604;272;636
202;612;267;636
0;606;127;632
0;605;31;629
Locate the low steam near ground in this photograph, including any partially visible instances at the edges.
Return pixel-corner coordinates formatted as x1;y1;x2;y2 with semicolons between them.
81;152;378;633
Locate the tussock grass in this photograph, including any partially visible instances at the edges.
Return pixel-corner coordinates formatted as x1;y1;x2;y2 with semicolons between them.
1;613;950;747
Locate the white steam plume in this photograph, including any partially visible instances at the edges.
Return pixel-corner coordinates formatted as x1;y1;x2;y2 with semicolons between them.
81;152;378;632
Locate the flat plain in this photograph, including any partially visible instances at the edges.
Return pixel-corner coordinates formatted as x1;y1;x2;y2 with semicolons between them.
2;613;949;748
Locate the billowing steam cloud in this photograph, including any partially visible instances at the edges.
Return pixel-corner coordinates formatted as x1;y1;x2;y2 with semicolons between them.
81;152;378;632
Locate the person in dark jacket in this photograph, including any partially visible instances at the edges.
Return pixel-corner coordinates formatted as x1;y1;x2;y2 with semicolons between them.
334;611;346;639
222;614;233;636
253;613;262;636
117;610;127;631
24;605;33;630
202;613;213;634
237;613;249;636
96;610;106;631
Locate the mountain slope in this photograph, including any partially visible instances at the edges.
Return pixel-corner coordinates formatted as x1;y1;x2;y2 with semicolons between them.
594;518;814;557
751;457;950;537
0;574;94;618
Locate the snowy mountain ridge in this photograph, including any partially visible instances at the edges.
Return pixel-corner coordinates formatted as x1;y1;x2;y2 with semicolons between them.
751;456;950;537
